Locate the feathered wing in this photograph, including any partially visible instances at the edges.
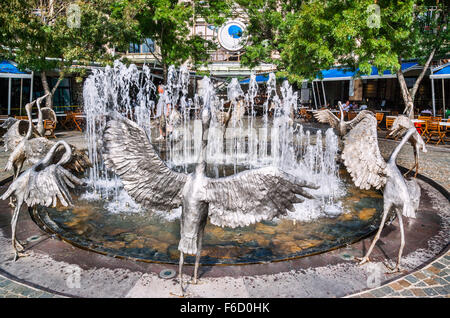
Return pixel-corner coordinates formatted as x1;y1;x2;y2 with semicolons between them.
41;107;57;124
389;115;427;153
1;163;83;208
342;115;387;190
205;166;318;228
346;110;375;129
24;165;83;207
103;115;188;210
389;115;413;139
313;109;340;128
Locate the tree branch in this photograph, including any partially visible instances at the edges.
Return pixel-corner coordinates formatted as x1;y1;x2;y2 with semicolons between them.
410;48;436;100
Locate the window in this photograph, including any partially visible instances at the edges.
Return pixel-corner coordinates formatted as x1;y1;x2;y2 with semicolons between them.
129;42;140;53
129;39;154;53
51;78;71;111
142;39;155;53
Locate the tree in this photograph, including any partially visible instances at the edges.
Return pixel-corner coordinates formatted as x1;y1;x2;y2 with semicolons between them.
240;0;449;117
133;0;232;80
1;0;137;108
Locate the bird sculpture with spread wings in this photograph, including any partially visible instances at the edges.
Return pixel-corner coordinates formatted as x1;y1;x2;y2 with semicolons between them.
388;115;427;177
1;141;83;261
314;101;375;136
341;114;421;272
102;108;319;295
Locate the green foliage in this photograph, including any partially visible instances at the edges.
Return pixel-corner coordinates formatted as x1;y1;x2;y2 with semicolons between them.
239;0;449;84
1;0;137;74
134;0;232;75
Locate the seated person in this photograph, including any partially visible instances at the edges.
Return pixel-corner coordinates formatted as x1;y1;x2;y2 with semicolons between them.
420;108;432;115
342;100;351;111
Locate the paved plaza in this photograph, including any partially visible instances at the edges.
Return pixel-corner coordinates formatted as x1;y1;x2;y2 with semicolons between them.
0;128;448;298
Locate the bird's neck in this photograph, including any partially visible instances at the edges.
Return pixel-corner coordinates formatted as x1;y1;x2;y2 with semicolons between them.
36;102;44;135
25;105;34;140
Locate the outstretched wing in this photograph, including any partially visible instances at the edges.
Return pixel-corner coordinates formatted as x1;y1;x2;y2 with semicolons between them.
103;115;188;210
313;109;340;128
342;115;387;190
1;164;82;208
205;166;318;228
41;107;58;124
389;115;413;139
24;165;83;207
346;110;375;129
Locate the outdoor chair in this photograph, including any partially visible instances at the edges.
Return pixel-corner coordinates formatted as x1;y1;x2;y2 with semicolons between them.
72;112;85;132
44;119;57;138
376;113;384;131
14;116;28;120
385;116;395;133
299;108;312;121
431;116;442;122
418;116;431;136
425;121;446;145
60;111;75;130
347;111;357;121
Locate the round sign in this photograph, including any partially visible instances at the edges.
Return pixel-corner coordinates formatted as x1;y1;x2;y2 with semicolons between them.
218;20;247;51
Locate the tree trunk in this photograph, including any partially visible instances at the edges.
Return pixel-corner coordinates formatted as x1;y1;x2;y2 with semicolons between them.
40;71;64;109
40;71;53;108
397;49;436;119
396;69;415;119
163;63;168;83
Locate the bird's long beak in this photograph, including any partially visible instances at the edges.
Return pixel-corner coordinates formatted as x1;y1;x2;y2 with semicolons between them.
37;93;50;105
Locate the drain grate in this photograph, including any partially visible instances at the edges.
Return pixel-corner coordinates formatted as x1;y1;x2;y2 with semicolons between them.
340;253;355;261
159;269;176;279
26;235;41;242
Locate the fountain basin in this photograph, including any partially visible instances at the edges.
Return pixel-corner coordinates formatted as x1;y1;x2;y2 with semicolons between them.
34;169;384;265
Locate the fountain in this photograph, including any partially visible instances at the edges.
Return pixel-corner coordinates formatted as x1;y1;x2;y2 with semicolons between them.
31;61;388;267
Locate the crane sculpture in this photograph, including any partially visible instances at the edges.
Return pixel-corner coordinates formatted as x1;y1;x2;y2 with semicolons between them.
1;141;83;261
102;107;319;295
313;101;374;137
2;95;47;152
341;114;421;272
388;115;427;177
5;100;91;183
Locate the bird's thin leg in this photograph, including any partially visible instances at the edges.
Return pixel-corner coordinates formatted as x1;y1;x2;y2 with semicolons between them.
413;150;419;178
179;252;184;296
357;202;391;265
8;165;19;209
386;211;405;273
193;230;204;285
404;147;417;178
11;203;26;261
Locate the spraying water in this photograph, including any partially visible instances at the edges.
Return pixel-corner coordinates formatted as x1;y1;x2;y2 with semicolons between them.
82;61;344;220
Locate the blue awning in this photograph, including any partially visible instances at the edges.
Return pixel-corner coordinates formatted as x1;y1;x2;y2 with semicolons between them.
430;63;450;79
239;62;420;84
317;62;418;81
0;60;27;74
239;74;270;84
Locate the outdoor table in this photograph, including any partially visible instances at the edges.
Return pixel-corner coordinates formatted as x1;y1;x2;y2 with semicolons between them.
73;114;86;132
411;119;426;134
386;116;397;119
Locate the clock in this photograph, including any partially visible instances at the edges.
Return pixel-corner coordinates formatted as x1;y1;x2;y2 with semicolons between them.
217;20;247;52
